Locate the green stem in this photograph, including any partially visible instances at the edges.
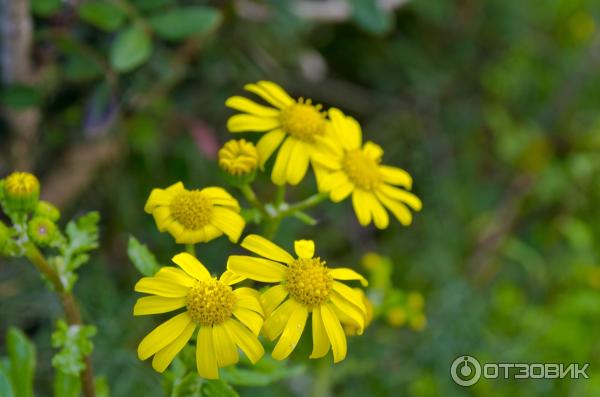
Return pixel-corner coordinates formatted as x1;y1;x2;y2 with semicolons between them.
310;359;333;397
239;184;268;217
185;244;196;256
277;192;328;219
23;243;96;397
275;185;286;206
262;217;282;240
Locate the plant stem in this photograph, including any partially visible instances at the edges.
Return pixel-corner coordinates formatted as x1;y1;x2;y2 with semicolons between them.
275;185;286;206
23;243;96;397
239;184;268;217
310;359;333;397
185;244;196;256
277;192;328;219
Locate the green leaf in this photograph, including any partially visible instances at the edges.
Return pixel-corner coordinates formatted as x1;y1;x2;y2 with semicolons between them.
32;0;61;17
131;0;173;12
171;372;202;397
53;370;81;397
127;236;160;276
149;6;222;41
6;328;35;397
0;363;14;397
110;25;152;72
221;358;304;387
0;85;42;109
350;0;394;35
51;320;96;376
78;2;126;32
201;380;238;397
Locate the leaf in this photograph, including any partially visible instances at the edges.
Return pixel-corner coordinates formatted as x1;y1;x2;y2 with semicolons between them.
53;370;81;397
0;363;14;397
201;380;238;397
131;0;173;12
171;372;203;397
220;358;304;387
0;85;42;109
350;0;394;35
110;25;152;72
149;6;222;41
6;328;35;397
51;320;96;376
32;0;61;17
78;2;126;32
127;236;160;276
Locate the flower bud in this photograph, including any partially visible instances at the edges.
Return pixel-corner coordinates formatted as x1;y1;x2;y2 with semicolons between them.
2;172;40;213
0;221;15;255
218;139;259;186
35;201;61;222
27;216;58;247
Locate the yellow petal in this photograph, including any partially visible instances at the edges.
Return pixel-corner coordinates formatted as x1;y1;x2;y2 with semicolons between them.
271;138;295;186
210;207;245;243
329;268;368;286
294;240;315;259
320;171;349;192
201;187;240;210
256;129;286;167
285;142;310;185
225;96;280;117
197;326;219;379
172;253;211;281
134;277;189;298
144;188;173;213
378;185;422;211
233;307;264;335
364;193;389;229
227;255;287;283
138;312;192;360
263;299;298;340
330;292;365;334
272;304;308;360
320;304;347;363
241;234;294;264
176;229;206;244
133;296;187;316
165;182;185;194
227;114;280;132
202;224;222;241
166;221;185;239
151;322;196;372
154;267;196;287
220;270;246;285
212;324;239;367
352;190;372;226
330;182;353;203
332;282;367;315
363;141;383;161
233;287;260;299
244;83;288;109
375;192;413;226
234;295;264;315
329;108;361;151
151;207;174;231
378;165;413;189
224;318;264;364
260;285;289;317
256;81;295;108
310;307;330;359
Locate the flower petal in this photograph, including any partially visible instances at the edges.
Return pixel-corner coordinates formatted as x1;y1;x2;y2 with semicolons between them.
256;129;286;167
212;324;239;367
261;285;289;317
138;312;192;360
256;81;295;108
172;253;211;281
286;141;310;185
330;292;365;334
320;304;347;363
272;304;308;360
220;270;246;285
154;267;196;287
378;166;413;189
134;277;189;298
352;190;372;226
227;255;287;283
263;298;298;340
151;322;196;372
234;295;264;315
329;268;368;286
241;234;294;264
332;282;367;315
225;96;280;117
378;185;422;211
294;240;315;259
310;307;330;359
201;187;240;210
133;296;187;316
224;318;264;364
197;326;218;379
227;114;280;132
330;182;354;203
375;192;413;226
271;138;295;186
210;207;245;243
363;141;383;161
364;193;389;229
233;307;264;335
144;188;173;213
329;108;361;150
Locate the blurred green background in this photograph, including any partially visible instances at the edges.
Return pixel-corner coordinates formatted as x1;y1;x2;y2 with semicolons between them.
2;0;600;396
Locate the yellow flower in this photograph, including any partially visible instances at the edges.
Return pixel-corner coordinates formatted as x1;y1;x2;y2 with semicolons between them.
2;171;40;212
144;182;245;244
227;234;368;363
218;139;259;176
134;253;264;378
316;108;423;228
225;81;330;186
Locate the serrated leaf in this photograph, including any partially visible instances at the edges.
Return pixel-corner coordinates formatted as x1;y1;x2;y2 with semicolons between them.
78;2;126;32
51;320;96;376
6;328;35;397
53;370;81;397
351;0;394;35
111;25;152;72
149;6;222;41
201;380;238;397
127;236;160;276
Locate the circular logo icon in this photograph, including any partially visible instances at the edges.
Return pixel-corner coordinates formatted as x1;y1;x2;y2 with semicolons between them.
451;355;482;386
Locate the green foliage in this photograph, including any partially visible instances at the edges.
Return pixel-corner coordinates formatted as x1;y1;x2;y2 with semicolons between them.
5;328;35;397
110;25;153;72
78;2;127;32
0;85;41;109
149;6;222;41
128;235;161;276
53;371;81;397
51;320;96;376
351;0;394;35
220;358;305;387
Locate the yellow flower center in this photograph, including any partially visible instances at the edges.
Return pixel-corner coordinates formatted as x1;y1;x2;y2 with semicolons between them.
218;139;259;176
343;149;382;190
5;172;40;197
285;257;333;307
280;99;326;142
186;279;236;326
170;190;213;230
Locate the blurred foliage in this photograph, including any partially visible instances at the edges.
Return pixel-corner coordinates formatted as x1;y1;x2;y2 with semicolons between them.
2;0;600;396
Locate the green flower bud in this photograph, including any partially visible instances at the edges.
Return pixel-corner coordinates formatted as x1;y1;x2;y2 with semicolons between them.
35;201;61;222
2;172;40;213
27;216;58;247
0;221;18;256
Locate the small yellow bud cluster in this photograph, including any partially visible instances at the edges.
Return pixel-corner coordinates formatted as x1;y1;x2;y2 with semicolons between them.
218;139;259;177
2;172;40;213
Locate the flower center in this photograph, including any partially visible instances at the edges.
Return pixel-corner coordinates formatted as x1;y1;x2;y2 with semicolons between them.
285;257;333;307
5;172;39;197
218;139;259;176
280;100;326;142
170;190;213;230
186;279;236;326
343;149;382;190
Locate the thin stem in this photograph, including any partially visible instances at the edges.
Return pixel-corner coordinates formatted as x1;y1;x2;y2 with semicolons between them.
23;243;96;397
262;217;282;240
275;185;286;206
185;244;196;256
277;192;328;219
239;184;268;217
310;359;333;397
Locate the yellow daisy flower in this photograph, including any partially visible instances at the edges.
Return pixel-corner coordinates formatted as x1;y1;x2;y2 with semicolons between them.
315;108;423;228
144;182;245;244
227;234;368;363
225;80;330;186
134;253;264;378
